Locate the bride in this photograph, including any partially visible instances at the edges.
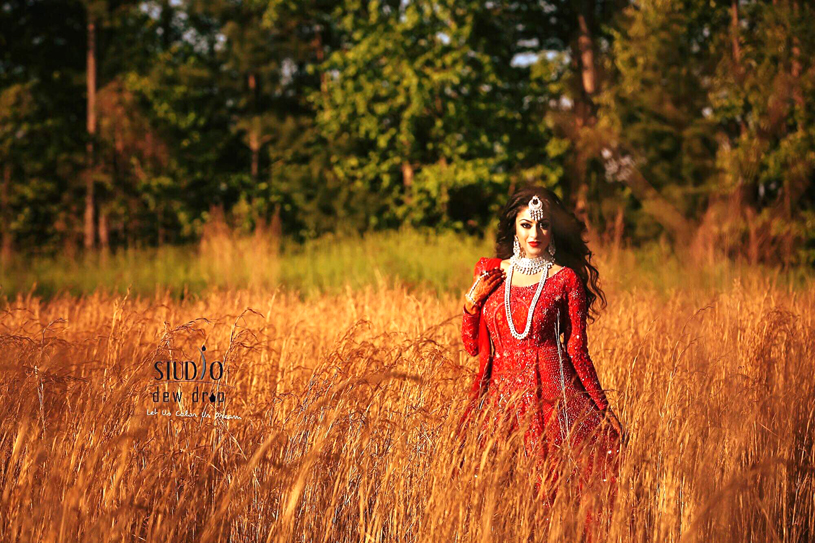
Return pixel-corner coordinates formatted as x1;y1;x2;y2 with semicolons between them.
456;185;625;527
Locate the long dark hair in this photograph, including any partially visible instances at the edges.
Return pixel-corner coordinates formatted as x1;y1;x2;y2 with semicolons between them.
494;184;606;321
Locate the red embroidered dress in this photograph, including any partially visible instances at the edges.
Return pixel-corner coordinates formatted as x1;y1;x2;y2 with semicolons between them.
458;257;620;507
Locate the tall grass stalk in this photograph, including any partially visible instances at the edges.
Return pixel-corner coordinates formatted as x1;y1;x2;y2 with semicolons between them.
0;265;812;541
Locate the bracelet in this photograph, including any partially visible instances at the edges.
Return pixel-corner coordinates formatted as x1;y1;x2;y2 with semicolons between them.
466;271;488;308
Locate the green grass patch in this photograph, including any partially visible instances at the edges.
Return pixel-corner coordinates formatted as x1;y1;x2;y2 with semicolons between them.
0;228;811;303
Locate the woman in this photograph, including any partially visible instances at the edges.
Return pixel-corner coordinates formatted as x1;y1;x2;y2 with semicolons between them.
456;185;624;530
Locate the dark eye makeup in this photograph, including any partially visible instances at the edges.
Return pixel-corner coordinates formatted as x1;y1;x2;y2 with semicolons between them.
520;221;549;229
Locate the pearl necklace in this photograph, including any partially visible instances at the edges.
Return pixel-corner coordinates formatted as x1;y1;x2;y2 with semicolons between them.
504;260;553;340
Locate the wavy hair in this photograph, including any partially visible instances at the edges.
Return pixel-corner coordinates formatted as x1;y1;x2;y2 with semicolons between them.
494;184;606;321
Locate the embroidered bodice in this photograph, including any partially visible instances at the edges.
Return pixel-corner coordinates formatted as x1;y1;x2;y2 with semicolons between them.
461;259;609;413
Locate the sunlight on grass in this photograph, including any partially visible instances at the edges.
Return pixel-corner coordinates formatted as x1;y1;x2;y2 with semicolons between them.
0;262;812;541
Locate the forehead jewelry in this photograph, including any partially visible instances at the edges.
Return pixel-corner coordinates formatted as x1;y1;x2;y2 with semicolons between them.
528;195;545;222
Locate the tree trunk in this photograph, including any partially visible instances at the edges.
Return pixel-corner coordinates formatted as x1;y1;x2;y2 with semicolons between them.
248;72;260;179
728;0;749;142
628;169;692;246
577;12;596;97
439;156;449;214
1;163;11;267
730;0;741;69
605;148;693;246
726;0;752;233
85;15;97;251
250;126;259;179
774;0;809;221
402;161;414;205
607;204;624;264
570;4;598;231
98;208;109;265
791;1;803;107
612;205;624;249
98;209;109;251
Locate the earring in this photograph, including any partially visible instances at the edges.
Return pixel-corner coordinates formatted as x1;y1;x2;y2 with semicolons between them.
548;237;556;257
513;235;525;258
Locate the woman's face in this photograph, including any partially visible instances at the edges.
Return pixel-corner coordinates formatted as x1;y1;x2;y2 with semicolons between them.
515;205;552;258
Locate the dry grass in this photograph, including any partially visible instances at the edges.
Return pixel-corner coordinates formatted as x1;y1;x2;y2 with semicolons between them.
0;267;813;542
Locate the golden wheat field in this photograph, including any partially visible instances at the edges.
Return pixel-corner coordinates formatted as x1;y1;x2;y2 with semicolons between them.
1;265;813;542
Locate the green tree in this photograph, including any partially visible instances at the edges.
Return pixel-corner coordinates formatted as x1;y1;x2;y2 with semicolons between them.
597;0;725;246
598;0;814;262
705;0;815;264
0;83;37;265
310;0;568;232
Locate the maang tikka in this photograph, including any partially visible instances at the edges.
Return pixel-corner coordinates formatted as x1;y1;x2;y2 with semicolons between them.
528;195;545;221
529;195;557;256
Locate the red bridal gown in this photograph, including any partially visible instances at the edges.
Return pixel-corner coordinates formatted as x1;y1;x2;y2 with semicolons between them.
457;257;620;518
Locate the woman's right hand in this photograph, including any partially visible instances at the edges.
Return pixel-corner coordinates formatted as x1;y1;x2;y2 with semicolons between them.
464;267;506;314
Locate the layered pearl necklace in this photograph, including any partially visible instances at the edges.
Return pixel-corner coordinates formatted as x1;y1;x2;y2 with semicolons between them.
505;253;555;340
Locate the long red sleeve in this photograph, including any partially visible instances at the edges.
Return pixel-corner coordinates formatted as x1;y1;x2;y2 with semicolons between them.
565;270;609;411
462;307;480;356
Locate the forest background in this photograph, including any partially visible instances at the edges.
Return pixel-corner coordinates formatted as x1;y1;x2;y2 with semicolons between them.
1;0;814;297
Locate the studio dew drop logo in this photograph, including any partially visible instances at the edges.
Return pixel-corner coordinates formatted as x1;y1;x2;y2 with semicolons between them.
151;345;228;405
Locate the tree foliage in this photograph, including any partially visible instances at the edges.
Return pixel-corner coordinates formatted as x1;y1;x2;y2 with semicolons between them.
0;0;812;262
